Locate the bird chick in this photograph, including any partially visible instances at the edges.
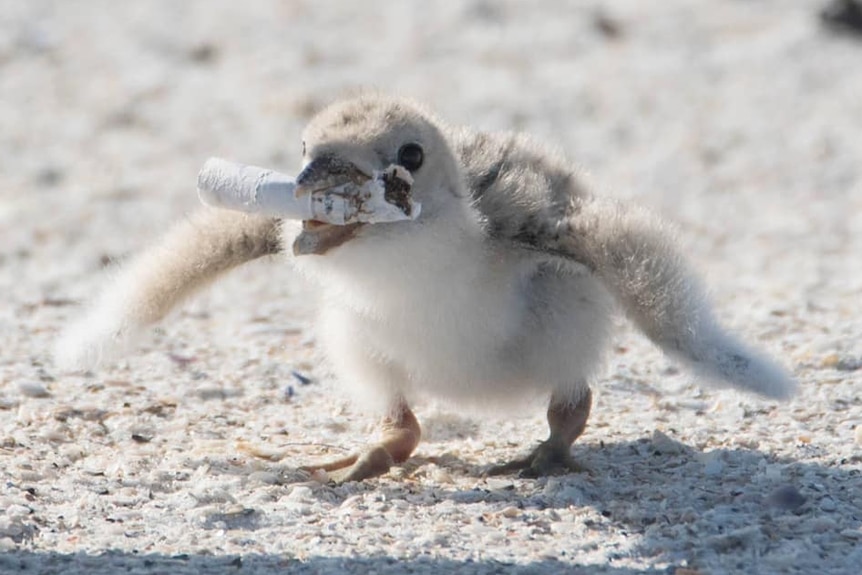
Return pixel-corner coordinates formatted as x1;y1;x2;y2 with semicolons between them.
56;95;796;482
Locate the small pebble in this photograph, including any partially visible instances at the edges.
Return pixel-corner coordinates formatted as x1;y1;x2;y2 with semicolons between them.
59;444;86;462
840;528;862;540
820;353;840;368
310;468;329;483
544;481;584;504
593;11;623;39
809;516;838;533
651;429;685;455
248;471;279;485
703;457;724;477
485;478;514;491
430;466;454;484
707;526;759;552
291;371;313;385
188;42;219;64
499;506;521;518
836;356;862;371
17;470;44;482
40;427;67;442
819;497;837;512
0;397;20;410
5;504;31;518
339;495;363;509
17;382;51;398
763;464;783;481
196;386;227;401
288;485;313;501
35;165;64;187
235;441;284;461
766;485;806;511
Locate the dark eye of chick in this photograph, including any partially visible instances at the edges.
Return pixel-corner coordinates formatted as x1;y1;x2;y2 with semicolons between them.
397;143;424;172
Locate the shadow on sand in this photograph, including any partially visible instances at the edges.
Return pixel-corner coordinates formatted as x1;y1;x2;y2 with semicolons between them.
4;437;859;574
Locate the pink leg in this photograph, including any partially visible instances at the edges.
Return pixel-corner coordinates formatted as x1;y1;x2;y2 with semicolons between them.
301;401;421;482
486;388;592;477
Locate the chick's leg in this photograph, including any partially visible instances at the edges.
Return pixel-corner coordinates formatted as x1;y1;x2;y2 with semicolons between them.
487;387;592;477
301;400;421;483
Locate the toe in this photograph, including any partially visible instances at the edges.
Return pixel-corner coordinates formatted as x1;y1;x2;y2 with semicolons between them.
486;441;587;478
520;452;581;478
482;457;530;477
330;446;394;483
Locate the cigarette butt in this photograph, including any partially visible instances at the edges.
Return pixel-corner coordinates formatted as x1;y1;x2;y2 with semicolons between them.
197;157;312;219
197;157;420;225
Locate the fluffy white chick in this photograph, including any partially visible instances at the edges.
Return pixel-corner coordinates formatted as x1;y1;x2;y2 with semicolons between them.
56;95;795;481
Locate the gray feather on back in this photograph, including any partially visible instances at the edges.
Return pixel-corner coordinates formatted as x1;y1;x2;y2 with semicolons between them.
451;125;794;400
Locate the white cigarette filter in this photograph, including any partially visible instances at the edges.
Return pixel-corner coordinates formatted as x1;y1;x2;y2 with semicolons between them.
197;157;420;225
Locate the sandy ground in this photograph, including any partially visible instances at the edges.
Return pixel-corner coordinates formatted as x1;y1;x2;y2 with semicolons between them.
1;1;861;573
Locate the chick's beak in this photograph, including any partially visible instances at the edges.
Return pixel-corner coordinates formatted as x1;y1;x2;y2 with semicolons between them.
292;155;371;256
293;155;370;196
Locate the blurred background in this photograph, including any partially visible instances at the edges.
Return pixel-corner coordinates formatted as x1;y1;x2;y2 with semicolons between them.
2;1;860;309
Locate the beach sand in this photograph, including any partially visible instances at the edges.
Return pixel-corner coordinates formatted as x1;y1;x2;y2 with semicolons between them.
1;1;860;573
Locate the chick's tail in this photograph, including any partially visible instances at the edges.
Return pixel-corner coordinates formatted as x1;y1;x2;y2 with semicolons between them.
54;209;281;371
545;197;796;400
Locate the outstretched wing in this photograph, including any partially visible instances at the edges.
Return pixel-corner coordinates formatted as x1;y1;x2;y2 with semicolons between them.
55;210;281;370
454;128;795;400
